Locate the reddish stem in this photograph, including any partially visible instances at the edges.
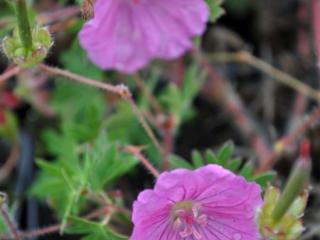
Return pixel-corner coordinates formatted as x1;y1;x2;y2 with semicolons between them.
197;52;273;165
124;146;160;178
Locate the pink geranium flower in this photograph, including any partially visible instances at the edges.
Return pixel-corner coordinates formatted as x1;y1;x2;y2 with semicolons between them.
131;164;262;240
79;0;209;73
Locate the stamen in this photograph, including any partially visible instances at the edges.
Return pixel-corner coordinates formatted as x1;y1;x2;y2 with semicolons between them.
172;202;207;239
196;214;208;226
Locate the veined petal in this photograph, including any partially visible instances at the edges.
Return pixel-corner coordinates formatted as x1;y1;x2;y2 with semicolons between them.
79;0;209;73
130;165;263;240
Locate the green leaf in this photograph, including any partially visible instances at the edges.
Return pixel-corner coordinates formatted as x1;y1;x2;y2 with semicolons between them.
238;163;253;180
61;39;104;80
217;142;235;166
227;158;242;172
191;150;204;168
169;154;193;169
205;150;218;163
68;216;128;240
206;0;225;22
36;159;63;177
253;171;276;190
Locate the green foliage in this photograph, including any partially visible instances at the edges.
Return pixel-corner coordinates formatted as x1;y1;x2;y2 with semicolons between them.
170;142;276;189
258;186;308;240
0;2;15;38
206;0;225;22
31;131;137;232
159;63;207;132
30;39;139;238
68;217;128;240
60;40;104;80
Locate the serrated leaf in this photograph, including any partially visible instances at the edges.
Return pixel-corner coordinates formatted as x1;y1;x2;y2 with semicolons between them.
36;159;63;177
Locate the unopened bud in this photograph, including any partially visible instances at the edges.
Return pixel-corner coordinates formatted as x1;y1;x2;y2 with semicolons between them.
3;27;53;68
272;139;311;223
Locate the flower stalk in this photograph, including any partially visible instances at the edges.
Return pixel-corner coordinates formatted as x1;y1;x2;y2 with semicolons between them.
271;139;311;223
15;0;33;55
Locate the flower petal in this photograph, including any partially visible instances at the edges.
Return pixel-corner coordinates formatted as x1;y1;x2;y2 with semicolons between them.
79;0;209;73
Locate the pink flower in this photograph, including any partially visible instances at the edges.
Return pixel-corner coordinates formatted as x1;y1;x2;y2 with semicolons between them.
131;164;262;240
79;0;209;73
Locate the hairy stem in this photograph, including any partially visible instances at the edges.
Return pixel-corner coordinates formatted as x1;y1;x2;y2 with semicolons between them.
38;64;164;156
208;51;320;102
16;0;33;54
124;146;160;178
0;66;21;85
0;193;21;240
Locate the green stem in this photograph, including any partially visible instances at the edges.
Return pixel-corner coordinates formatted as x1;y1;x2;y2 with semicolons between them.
15;0;32;55
271;159;311;223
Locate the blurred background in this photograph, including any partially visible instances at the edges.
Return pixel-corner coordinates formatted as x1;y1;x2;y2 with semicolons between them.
0;0;320;239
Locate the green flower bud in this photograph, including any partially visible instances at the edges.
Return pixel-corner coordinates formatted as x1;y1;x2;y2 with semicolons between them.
14;47;25;57
258;140;311;240
258;186;308;240
2;27;53;68
272;140;311;223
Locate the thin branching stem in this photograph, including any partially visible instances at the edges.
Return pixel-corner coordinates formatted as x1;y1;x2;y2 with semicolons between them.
195;51;273;165
124;146;160;178
38;63;164;156
0;193;21;240
132;73;163;114
208;51;320;102
258;107;320;172
0;66;21;84
1;204;126;239
0;140;20;184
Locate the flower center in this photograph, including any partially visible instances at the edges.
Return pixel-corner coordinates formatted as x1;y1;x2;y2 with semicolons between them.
171;201;208;239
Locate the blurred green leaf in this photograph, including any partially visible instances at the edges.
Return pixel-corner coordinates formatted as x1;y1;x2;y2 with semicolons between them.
253;171;277;190
68;217;128;240
206;0;225;22
191;150;204;168
238;162;253;180
61;39;104;80
217;141;235;166
170;141;275;189
170;154;193;169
